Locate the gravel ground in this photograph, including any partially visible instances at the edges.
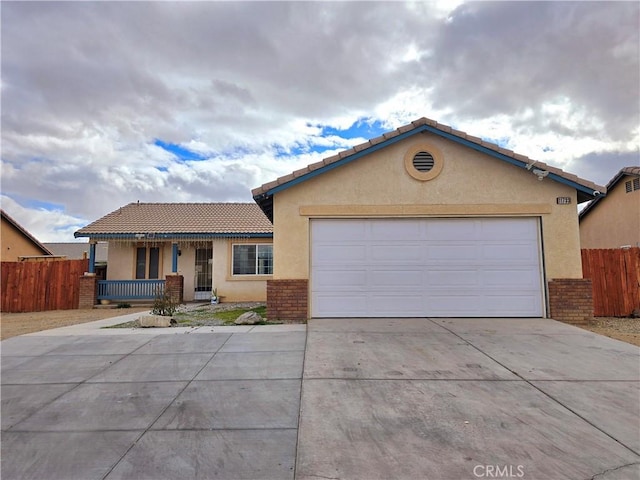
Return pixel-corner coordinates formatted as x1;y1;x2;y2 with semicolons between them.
578;317;640;347
109;302;268;328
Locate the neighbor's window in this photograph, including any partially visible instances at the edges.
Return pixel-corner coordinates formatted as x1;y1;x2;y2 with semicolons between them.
233;244;273;275
135;246;160;279
626;178;640;193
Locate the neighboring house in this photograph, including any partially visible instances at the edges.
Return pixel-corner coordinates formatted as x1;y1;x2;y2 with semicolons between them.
253;117;604;321
74;203;273;303
1;209;53;261
579;167;640;249
44;242;109;279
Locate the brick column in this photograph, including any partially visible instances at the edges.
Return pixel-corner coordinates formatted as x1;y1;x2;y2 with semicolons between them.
548;278;593;325
267;279;308;323
165;274;184;305
78;274;97;309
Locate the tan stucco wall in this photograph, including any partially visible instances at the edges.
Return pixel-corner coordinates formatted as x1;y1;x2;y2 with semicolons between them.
272;132;583;282
1;218;48;261
580;175;640;248
106;239;269;302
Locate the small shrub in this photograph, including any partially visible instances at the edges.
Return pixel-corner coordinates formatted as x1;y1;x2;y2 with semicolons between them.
117;302;132;309
152;289;177;316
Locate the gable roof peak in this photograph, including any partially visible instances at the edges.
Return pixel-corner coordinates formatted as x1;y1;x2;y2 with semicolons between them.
579;165;640;220
253;116;605;220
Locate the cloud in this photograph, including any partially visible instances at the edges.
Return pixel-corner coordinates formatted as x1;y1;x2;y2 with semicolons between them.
428;2;639;140
1;196;87;243
1;1;638;240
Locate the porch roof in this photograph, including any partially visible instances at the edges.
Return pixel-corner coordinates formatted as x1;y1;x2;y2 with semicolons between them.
75;202;273;240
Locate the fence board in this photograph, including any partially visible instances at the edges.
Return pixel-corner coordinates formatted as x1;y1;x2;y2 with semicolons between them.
582;248;640;317
1;259;89;313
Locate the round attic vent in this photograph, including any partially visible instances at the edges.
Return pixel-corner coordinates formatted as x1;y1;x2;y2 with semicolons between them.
412;151;435;172
404;143;444;181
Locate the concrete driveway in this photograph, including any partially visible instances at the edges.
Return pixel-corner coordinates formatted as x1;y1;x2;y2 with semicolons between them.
2;316;639;479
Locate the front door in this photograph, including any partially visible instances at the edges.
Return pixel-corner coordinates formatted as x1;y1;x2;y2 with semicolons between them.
194;248;213;300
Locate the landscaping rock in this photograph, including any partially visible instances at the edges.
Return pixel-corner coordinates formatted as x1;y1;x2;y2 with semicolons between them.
138;315;176;328
234;311;262;325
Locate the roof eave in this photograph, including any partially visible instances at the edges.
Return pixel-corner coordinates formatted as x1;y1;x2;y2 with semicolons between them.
74;232;273;240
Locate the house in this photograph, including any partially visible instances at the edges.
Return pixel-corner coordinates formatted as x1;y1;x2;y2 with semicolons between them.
579;167;640;249
74;203;273;304
253;117;604;323
44;242;109;279
1;209;54;261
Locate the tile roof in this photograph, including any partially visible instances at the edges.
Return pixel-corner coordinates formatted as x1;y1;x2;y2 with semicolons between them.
252;117;606;219
579;166;640;220
1;209;53;255
75;203;273;239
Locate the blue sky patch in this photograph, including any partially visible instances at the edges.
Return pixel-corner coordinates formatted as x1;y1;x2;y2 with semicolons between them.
154;140;207;161
10;196;66;212
318;118;387;140
274;118;390;158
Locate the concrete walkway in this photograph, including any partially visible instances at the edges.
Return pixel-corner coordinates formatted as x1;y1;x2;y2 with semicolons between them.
1;315;639;479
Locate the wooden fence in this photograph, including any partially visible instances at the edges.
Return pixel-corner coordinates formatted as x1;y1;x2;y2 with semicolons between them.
582;248;640;317
1;259;89;313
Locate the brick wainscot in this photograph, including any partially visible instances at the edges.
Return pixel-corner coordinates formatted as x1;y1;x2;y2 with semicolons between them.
548;278;594;325
267;279;308;323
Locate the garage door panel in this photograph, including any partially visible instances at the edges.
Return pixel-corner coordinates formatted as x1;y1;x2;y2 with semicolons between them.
314;295;368;316
479;295;542;315
427;295;481;314
483;269;540;287
479;222;535;240
482;244;539;262
313;269;367;288
369;295;424;315
313;245;367;263
426;220;478;239
371;220;422;240
311;218;543;318
426;244;480;261
426;269;479;286
313;220;366;241
370;269;423;287
370;245;424;262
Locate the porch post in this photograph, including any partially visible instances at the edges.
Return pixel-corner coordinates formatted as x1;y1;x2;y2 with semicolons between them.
171;243;179;273
88;242;96;274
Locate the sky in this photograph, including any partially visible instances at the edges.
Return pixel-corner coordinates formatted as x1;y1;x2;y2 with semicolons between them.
2;1;639;242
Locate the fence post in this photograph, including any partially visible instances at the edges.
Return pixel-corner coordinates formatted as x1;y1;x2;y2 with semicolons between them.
79;274;98;309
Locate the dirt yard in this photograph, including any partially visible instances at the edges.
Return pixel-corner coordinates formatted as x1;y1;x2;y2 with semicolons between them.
0;308;149;340
1;310;639;346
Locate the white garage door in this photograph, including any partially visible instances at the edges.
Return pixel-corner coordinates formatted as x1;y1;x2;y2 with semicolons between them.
311;218;544;317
